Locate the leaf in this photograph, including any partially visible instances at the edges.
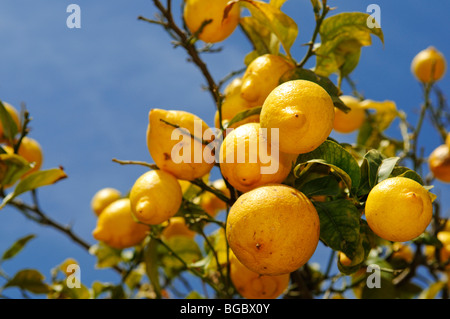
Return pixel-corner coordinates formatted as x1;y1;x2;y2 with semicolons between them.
0;100;19;143
360;99;398;131
295;140;361;194
313;199;361;259
226;0;298;58
144;238;162;298
377;156;400;183
89;242;122;269
4;269;51;294
225;106;261;129
280;67;349;112
269;0;287;9
389;166;424;185
296;175;340;197
315;12;384;77
418;281;445;299
0;153;32;187
239;17;278;56
0;167;67;209
1;234;36;262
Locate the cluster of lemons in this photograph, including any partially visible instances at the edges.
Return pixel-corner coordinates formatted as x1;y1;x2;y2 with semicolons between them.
90;0;449;299
0;102;44;186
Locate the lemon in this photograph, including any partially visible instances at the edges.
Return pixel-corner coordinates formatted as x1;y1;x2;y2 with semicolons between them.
338;252;353;267
199;178;230;217
411;46;446;83
260;80;335;154
229;251;290;299
4;137;43;177
226;184;320;275
424;231;450;269
92;198;149;250
183;0;240;43
365;177;433;242
91;187;122;216
241;54;295;107
428;144;450;183
333;95;366;133
161;217;196;240
129;170;182;225
390;242;414;263
219;123;295;193
0;102;21;141
214;82;259;130
147;108;215;181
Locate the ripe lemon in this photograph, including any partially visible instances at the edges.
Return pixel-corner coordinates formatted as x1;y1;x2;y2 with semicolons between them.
92;198;149;250
365;177;433;242
333;95;366;133
183;0;240;43
129;170;182;225
241;54;295;107
229;251;290;299
147;108;215;181
214;82;259;130
260;80;335;154
161;217;196;240
91;187;122;216
199;178;230;217
411;46;446;83
4;137;43;177
428;144;450;183
390;242;414;263
219;123;295;193
226;184;320;275
0;102;21;141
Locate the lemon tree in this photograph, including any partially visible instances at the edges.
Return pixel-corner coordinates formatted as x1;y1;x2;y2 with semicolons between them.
1;0;450;301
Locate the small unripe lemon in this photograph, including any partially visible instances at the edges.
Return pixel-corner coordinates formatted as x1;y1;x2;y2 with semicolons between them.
411;46;446;83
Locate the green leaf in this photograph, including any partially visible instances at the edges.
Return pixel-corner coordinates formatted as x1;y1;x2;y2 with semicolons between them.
1;234;36;262
144;238;162;298
239;17;278;56
296;175;340;197
280;67;349;112
88;242;122;269
313;199;361;259
4;269;50;294
225;106;261;128
226;0;298;59
315;12;384;77
389;166;424;185
295;140;361;194
0;100;19;143
0;153;32;188
377;156;400;183
0;167;67;209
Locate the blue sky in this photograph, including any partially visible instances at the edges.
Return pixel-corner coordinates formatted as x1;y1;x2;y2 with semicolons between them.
0;0;449;298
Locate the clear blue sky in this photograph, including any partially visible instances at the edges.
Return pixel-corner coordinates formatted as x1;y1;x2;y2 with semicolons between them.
0;0;449;298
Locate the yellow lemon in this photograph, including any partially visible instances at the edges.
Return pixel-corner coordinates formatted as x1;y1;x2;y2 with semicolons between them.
129;170;182;225
241;54;295;107
4;137;43;177
0;102;21;141
338;252;353;267
226;184;320;275
229;251;290;299
199;178;230;217
391;242;414;263
219;123;295;193
147;108;215;181
428;144;450;183
333;95;366;133
260;80;335;155
161;217;196;240
223;77;243;96
365;177;433;242
411;46;447;83
92;198;149;250
90;187;122;217
183;0;240;43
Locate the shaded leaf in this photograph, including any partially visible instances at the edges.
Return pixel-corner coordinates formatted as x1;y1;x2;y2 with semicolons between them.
297;175;340;197
295;140;361;194
226;0;298;58
389;166;424;185
89;242;122;269
0;100;19;143
1;234;36;262
0;153;32;188
1;167;67;209
4;269;50;294
418;281;445;299
226;106;261;129
314;199;361;259
144;238;162;298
